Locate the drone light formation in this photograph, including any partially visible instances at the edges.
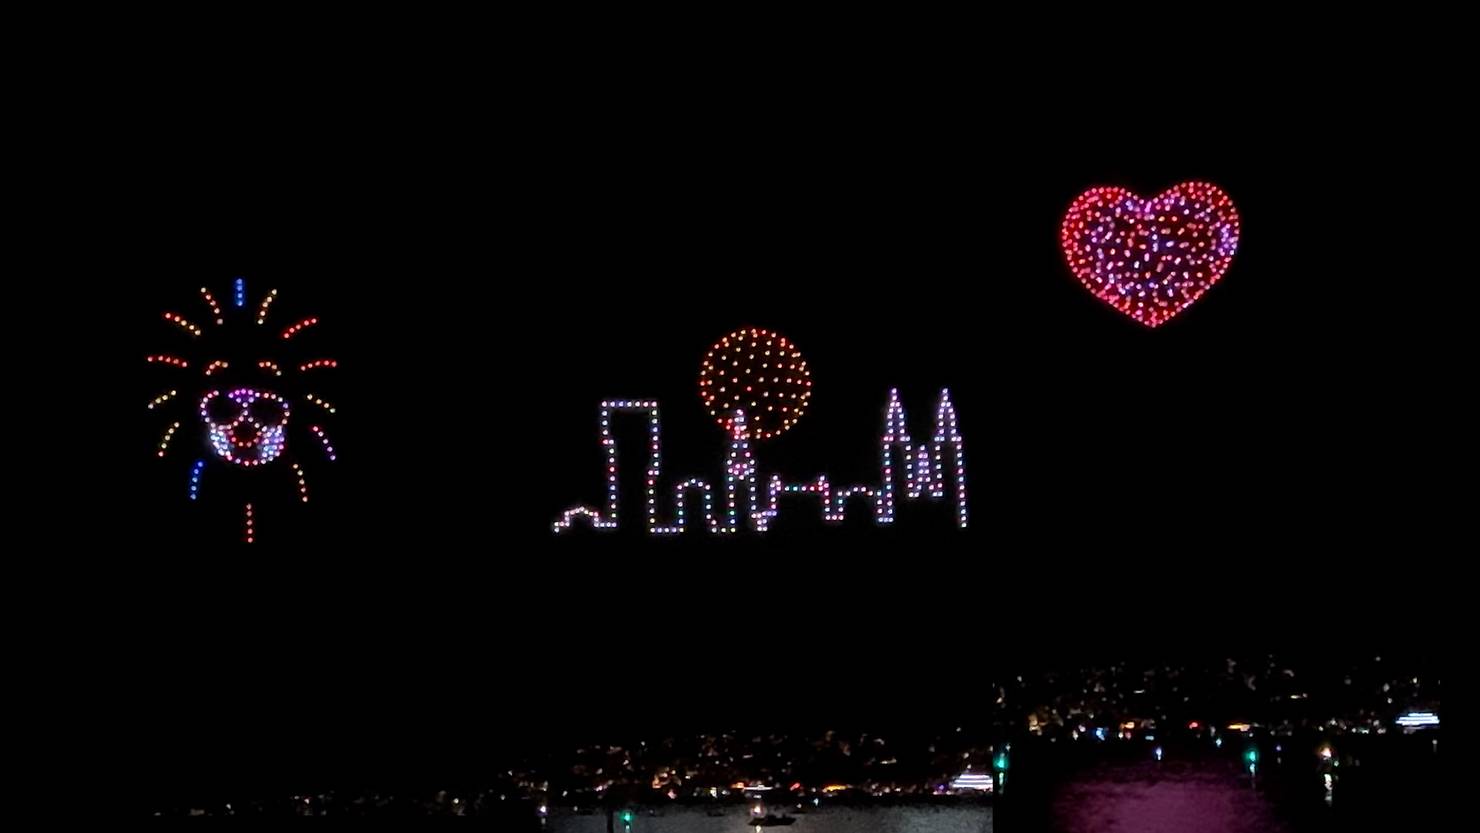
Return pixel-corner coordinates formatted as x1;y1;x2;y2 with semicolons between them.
163;312;202;337
554;392;966;534
202;388;289;466
698;327;812;440
291;462;309;503
305;393;336;414
148;390;178;409
309;425;337;461
189;459;205;500
199;287;223;324
281;318;319;340
1060;181;1241;327
256;288;278;325
149;278;338;542
554;329;966;535
157;421;181;457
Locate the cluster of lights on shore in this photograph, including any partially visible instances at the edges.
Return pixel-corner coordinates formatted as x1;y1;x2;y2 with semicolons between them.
554;328;967;534
148;278;337;542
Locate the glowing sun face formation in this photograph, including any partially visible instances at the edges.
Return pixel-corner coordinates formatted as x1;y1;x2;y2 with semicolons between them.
148;277;338;543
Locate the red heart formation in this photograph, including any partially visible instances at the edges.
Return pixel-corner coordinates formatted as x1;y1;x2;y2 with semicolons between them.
1060;181;1241;328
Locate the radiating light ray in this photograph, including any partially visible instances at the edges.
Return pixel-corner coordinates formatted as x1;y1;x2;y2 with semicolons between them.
309;425;337;461
305;393;337;414
234;276;246;308
200;287;224;324
163;312;202;337
257;360;283;377
147;390;178;410
204;360;229;376
146;355;188;368
291;462;308;503
244;503;254;543
189;459;205;500
256;288;278;325
157;421;181;457
282;318;319;340
299;359;338;372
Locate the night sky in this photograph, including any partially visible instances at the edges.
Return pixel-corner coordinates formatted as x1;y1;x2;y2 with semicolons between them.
85;74;1438;811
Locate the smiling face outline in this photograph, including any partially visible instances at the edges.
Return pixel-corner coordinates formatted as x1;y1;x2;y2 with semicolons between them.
200;387;290;466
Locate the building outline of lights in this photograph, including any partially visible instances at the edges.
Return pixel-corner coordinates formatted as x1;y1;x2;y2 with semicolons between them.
1061;181;1240;328
553;329;966;535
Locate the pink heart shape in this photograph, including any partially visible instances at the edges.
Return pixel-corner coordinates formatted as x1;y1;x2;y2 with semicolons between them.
1060;181;1241;327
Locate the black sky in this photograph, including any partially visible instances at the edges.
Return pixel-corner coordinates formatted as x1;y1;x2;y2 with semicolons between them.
71;62;1446;810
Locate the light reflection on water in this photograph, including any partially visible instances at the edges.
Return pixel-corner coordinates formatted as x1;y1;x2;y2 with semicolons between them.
1051;761;1290;833
548;806;993;833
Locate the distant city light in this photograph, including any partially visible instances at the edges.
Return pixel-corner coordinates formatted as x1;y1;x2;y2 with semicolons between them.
1227;723;1251;733
1094;728;1108;741
1396;711;1439;728
1154;746;1164;761
821;785;849;794
1188;721;1200;730
949;771;994;792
